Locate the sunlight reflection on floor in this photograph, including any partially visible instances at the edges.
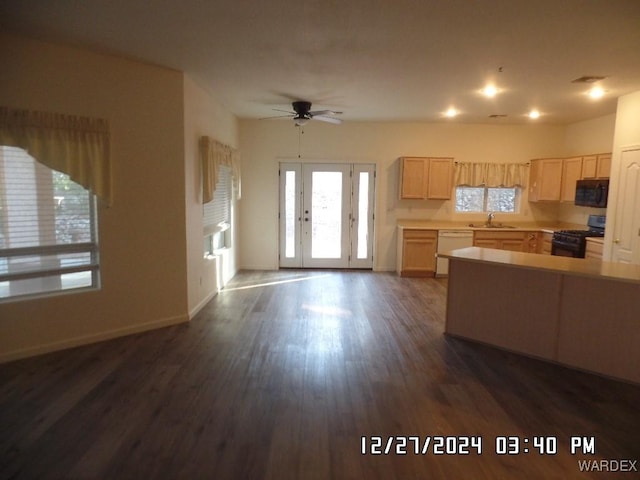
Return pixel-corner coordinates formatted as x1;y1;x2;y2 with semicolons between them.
220;273;332;291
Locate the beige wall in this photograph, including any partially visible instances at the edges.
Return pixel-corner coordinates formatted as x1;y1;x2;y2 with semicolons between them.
0;34;236;361
183;75;239;317
239;120;567;271
556;114;616;224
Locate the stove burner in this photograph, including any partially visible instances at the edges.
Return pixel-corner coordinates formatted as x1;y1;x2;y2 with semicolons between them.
551;215;606;258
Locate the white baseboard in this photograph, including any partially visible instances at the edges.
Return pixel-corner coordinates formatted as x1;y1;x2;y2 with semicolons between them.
189;289;218;319
0;314;189;364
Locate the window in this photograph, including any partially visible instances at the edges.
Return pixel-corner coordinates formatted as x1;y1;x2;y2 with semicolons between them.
455;186;519;213
203;165;232;256
0;147;99;300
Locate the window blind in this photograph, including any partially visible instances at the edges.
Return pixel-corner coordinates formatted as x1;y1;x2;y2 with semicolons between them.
0;146;99;300
203;165;231;235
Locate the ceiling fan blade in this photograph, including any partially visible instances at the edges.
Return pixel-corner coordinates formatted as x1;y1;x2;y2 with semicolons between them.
313;115;343;124
259;114;294;120
272;108;296;114
309;110;342;116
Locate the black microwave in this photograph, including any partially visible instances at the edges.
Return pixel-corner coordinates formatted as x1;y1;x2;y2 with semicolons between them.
575;179;609;208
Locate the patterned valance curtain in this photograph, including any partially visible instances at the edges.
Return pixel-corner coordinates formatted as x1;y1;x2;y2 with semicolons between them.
454;162;528;187
200;135;241;204
0;106;111;205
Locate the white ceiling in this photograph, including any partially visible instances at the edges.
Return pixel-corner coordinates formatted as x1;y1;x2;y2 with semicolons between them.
2;0;640;124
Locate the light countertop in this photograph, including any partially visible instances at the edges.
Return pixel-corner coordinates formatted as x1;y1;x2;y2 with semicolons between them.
439;246;640;284
397;220;582;233
586;237;605;244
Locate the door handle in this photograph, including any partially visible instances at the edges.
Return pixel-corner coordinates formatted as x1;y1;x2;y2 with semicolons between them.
614;238;621;244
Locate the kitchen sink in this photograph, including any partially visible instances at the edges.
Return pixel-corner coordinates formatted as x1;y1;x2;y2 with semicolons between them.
468;223;516;228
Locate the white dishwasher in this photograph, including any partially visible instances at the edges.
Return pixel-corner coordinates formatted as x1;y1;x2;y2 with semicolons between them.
436;230;474;276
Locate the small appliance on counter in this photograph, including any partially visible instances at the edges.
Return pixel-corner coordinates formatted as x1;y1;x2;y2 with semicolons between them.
551;214;605;258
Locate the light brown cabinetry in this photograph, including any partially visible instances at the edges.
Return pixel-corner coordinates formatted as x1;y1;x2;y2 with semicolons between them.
400;229;437;276
560;157;583;202
585;238;604;260
528;152;611;204
399;157;453;200
541;232;553;255
582;154;611;179
473;231;539;253
528;158;563;202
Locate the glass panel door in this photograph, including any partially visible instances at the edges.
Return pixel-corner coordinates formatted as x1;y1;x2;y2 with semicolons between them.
350;164;375;269
279;162;375;269
301;164;351;268
279;163;302;268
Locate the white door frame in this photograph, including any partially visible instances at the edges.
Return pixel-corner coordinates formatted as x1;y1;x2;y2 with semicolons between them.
279;162;376;269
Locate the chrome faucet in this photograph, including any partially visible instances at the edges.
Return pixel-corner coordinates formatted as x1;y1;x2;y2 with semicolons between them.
486;211;495;226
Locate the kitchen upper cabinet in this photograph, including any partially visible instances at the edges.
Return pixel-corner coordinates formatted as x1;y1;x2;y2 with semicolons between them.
399;229;437;276
399;157;453;200
560;156;583;202
581;153;611;179
399;157;427;199
427;158;454;199
473;231;539;253
528;158;563;202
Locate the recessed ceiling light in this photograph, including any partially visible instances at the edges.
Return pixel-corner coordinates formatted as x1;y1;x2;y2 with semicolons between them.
444;107;458;118
588;86;605;99
529;110;540;119
482;85;498;98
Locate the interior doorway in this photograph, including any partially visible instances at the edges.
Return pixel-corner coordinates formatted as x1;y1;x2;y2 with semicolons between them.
279;162;375;269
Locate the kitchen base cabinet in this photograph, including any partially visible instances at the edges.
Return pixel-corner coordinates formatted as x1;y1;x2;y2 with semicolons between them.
541;232;553;254
443;249;640;384
398;229;437;277
585;238;604;260
473;231;539;253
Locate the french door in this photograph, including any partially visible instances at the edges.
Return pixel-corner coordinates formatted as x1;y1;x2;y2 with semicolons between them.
279;162;375;269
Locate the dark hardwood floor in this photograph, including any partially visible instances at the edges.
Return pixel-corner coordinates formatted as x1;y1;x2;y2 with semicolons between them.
0;270;638;479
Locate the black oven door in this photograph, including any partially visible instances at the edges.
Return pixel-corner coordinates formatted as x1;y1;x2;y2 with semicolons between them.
551;239;584;258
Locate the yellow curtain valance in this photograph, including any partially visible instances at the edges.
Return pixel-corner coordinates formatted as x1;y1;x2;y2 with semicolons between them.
454;162;528;188
200;135;241;204
0;106;111;205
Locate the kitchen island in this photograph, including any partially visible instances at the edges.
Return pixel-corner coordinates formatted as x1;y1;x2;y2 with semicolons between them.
440;247;640;384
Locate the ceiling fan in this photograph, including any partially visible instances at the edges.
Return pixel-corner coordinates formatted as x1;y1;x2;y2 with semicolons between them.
265;101;343;126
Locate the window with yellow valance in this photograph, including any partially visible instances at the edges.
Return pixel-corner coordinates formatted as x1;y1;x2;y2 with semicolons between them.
0;106;111;205
454;162;528;188
199;135;240;204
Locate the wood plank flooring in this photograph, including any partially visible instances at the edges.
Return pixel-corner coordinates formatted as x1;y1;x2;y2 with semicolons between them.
0;270;638;479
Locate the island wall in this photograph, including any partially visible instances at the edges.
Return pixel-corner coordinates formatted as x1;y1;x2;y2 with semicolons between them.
441;247;640;384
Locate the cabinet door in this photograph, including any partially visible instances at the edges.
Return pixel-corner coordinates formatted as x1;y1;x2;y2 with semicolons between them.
401;230;437;276
400;157;427;199
538;159;563;201
581;155;598;178
560;157;583;202
427;157;453;199
596;154;611;178
524;232;539;253
541;232;553;255
585;240;603;260
474;239;499;249
529;158;562;202
500;239;526;252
